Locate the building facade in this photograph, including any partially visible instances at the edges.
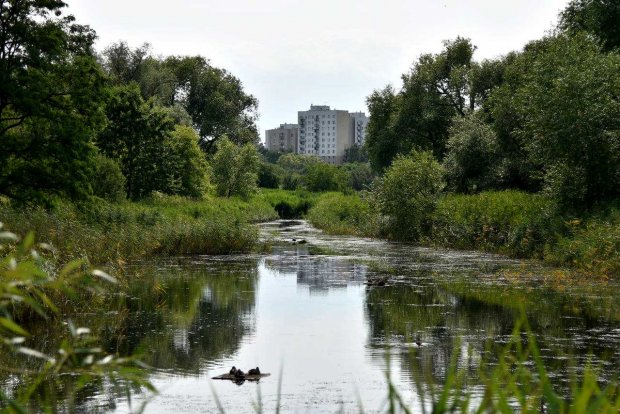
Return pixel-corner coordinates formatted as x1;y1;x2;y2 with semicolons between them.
298;105;354;164
265;123;299;153
350;111;369;146
266;105;369;165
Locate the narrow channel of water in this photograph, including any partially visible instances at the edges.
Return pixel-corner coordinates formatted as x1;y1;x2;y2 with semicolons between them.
107;220;620;413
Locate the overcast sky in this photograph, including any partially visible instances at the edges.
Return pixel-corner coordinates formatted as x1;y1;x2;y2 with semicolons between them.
67;0;570;141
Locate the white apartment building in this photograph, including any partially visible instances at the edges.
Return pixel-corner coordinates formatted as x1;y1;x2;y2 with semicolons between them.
266;105;369;164
265;123;299;153
298;105;360;164
350;111;369;146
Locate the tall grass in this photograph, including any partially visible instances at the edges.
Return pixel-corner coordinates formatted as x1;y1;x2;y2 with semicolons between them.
306;190;620;277
255;189;319;219
430;191;563;257
307;192;379;236
0;194;278;266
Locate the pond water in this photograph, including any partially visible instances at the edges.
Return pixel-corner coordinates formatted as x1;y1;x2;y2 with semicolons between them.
5;220;620;413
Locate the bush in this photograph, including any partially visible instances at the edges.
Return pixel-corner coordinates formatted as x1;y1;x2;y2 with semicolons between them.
164;126;209;198
342;163;375;191
431;191;562;257
546;207;620;276
258;162;282;189
305;162;349;192
307;192;378;236
90;154;126;202
256;189;318;219
371;150;445;240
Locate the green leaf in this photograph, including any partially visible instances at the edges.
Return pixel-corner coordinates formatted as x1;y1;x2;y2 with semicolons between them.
60;259;88;278
0;318;29;337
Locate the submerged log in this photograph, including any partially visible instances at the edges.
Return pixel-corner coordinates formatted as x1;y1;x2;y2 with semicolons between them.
212;373;271;381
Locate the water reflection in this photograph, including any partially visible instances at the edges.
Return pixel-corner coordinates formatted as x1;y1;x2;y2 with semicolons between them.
3;220;620;413
113;259;259;374
264;245;368;295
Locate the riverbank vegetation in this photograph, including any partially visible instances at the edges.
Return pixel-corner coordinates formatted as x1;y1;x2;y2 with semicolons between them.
302;0;620;279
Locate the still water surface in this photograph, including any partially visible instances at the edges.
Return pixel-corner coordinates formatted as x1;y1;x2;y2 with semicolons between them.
54;220;615;412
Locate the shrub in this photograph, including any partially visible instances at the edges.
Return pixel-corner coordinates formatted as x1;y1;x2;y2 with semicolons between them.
305;162;349;192
431;191;562;257
258;162;282;189
307;192;378;236
372;150;445;240
90;154;126;202
342;163;375;191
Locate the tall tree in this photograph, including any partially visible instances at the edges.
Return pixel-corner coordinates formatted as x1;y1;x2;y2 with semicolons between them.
560;0;620;51
210;138;260;198
0;0;107;202
99;46;259;152
96;85;176;200
365;38;505;172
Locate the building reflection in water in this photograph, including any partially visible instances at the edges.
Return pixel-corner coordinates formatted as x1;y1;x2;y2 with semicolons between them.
263;245;368;295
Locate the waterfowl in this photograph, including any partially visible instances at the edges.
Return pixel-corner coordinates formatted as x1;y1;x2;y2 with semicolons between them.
248;367;261;375
229;366;237;375
234;369;245;379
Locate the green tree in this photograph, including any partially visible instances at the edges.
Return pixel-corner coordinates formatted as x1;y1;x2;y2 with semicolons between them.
342;163;375;191
0;0;107;202
560;0;620;51
305;162;349;192
99;45;259;151
371;151;445;240
344;144;369;163
258;162;282;189
163;56;259;150
96;85;176;200
511;34;620;207
443;114;499;193
210;138;260;198
164;126;209;198
365;86;403;172
366;38;505;172
277;153;323;189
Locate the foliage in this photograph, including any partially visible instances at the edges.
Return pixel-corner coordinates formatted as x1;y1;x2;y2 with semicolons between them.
510;34;620;208
276;153;323;190
365;38;505;172
305;162;349;192
258;162;283;189
100;44;259;151
342;162;376;191
0;225;153;412
0;0;107;203
0;195;275;266
210;138;260;198
307;193;378;236
343;144;369;163
431;191;563;257
443;113;499;193
90;154;126;202
371;150;445;240
97;84;176;200
164;126;209;198
560;0;620;51
256;189;318;219
546;207;620;277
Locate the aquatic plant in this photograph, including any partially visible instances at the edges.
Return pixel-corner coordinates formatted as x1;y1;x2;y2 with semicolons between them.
0;225;154;412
